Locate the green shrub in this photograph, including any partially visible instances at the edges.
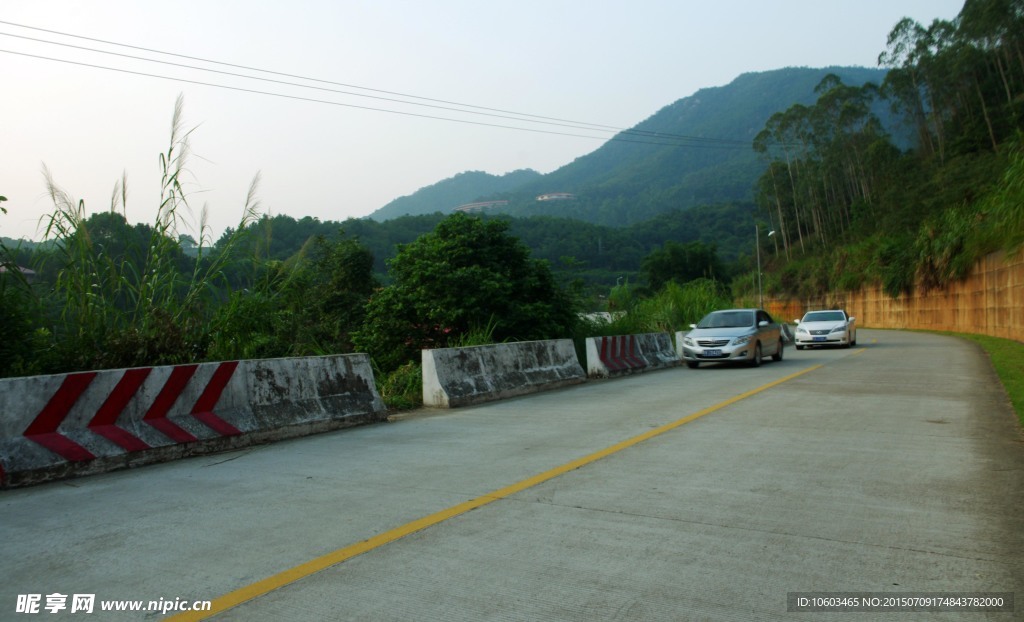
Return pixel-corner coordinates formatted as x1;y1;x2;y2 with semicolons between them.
874;235;915;298
376;361;423;411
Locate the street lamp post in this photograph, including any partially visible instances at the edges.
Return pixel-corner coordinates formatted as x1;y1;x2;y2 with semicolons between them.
757;227;776;308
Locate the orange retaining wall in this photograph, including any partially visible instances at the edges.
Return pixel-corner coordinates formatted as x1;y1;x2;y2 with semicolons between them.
764;250;1024;343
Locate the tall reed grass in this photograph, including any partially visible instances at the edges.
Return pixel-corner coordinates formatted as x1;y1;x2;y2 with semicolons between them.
581;278;732;337
41;95;260;370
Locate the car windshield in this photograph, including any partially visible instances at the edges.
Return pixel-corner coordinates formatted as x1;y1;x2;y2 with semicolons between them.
803;311;845;322
697;311;754;329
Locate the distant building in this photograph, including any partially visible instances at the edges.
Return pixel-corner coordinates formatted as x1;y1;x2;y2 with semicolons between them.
0;265;36;283
536;193;576;202
453;200;509;214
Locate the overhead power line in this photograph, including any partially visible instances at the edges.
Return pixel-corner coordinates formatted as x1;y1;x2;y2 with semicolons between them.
0;19;625;133
0;20;754;150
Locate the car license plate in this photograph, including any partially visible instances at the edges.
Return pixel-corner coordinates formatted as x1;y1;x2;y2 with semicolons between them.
702;349;722;357
812;336;827;342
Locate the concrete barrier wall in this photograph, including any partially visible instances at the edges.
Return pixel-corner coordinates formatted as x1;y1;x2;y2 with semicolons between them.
422;339;586;408
585;333;679;378
0;354;387;488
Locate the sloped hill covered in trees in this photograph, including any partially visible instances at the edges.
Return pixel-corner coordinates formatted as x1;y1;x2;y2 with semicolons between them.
367;66;889;226
369;169;540;220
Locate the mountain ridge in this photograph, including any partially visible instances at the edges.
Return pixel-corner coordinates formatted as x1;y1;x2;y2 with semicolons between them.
368;65;889;226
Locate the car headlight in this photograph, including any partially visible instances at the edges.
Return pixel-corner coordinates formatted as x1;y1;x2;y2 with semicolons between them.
796;327;807;334
732;335;752;346
829;325;847;333
683;337;694;346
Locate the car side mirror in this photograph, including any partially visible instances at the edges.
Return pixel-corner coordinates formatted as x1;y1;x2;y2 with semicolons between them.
849;317;856;323
794;319;801;324
758;320;769;328
689;323;697;330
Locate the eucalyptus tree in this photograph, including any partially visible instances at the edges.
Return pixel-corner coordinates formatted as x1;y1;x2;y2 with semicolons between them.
879;17;946;160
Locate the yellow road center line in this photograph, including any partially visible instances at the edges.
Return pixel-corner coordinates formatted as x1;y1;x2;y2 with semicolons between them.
170;363;824;621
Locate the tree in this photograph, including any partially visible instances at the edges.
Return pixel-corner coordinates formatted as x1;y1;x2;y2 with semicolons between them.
304;235;378;352
355;213;576;371
641;241;724;291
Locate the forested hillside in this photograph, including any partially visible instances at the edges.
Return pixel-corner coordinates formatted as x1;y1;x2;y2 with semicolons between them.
369;169;541;220
365;66;889;226
747;0;1024;301
210;200;754;288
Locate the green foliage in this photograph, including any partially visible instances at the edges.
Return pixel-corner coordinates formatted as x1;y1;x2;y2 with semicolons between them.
302;235;378;352
355;213;577;372
375;361;423;411
596;278;731;336
350;67;889;228
492;67;889;227
206;263;304;361
752;0;1024;301
0;273;44;376
449;315;501;348
206;203;757;310
10;5;1023;380
27;96;260;373
641;240;724;291
829;242;872;292
874;235;915;298
980;139;1024;254
207;235;378;360
913;207;978;290
370;170;541;221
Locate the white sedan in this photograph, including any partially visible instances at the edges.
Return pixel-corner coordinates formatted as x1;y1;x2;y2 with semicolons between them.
794;310;857;349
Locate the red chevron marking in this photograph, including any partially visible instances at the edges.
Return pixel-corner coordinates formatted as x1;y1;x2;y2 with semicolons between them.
143;365;199;443
190;361;242;436
88;368;152;452
24;372;98;462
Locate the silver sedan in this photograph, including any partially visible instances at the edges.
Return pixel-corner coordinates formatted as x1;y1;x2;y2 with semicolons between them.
680;308;784;369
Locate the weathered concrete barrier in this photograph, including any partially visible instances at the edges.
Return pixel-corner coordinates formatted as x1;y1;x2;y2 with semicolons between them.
0;354;387;488
586;333;680;378
422;339;586;408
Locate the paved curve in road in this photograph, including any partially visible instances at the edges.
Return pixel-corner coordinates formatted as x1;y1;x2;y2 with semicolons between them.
1;329;1021;620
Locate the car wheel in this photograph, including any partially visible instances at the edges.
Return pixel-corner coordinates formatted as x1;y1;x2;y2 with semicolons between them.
749;342;762;367
686;360;699;369
772;339;784;362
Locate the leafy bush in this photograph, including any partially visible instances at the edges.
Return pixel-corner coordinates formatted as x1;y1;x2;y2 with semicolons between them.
980;139;1024;254
913;206;978;291
592;278;731;336
355;213;577;372
0;273;43;376
376;361;423;411
874;235;915;298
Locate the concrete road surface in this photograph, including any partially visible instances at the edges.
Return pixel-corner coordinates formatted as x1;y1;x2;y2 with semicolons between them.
1;330;1021;620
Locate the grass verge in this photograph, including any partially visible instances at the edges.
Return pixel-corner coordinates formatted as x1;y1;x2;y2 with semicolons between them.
944;332;1024;429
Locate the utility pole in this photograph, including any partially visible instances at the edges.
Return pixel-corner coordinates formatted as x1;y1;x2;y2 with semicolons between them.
757;225;762;308
757;226;776;309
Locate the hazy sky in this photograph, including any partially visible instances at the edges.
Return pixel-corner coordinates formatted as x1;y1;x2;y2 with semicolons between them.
2;1;964;242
